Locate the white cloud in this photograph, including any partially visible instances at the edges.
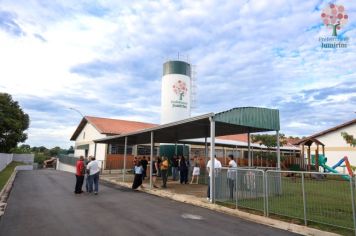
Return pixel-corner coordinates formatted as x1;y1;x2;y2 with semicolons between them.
0;0;355;148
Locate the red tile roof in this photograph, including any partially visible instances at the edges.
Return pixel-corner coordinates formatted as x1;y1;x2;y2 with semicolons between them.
217;134;248;142
70;116;157;141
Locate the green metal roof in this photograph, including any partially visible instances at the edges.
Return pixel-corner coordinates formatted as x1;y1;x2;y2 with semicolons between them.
94;107;280;145
214;107;280;131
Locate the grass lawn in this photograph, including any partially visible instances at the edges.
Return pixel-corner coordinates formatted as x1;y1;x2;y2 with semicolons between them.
217;175;355;235
0;162;26;191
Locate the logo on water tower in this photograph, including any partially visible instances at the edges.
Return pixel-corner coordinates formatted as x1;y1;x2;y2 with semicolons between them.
171;80;188;109
173;80;187;101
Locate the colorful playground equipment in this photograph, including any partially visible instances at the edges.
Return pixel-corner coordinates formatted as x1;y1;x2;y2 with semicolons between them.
312;154;353;180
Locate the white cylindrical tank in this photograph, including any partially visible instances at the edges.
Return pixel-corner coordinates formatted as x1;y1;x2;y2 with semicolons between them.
161;60;191;124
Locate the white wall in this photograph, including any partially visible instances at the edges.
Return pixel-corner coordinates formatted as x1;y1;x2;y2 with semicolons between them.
73;122;107;161
0;153;34;172
0;154;13;172
309;123;356;172
13;154;34;164
57;160;76;174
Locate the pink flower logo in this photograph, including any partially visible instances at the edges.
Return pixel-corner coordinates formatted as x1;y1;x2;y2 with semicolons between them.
172;80;188;101
321;3;348;36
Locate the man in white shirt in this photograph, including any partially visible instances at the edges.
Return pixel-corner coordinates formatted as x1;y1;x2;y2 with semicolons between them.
87;156;100;195
206;156;222;201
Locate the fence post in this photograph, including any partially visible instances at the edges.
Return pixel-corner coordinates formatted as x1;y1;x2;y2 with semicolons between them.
301;172;307;226
235;170;238;209
349;177;356;236
265;170;269;217
263;170;266;216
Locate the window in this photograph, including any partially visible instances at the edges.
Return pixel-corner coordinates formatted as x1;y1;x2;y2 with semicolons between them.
137;145;158;156
110;144;133;154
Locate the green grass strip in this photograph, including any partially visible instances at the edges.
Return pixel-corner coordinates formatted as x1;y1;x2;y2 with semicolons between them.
0;162;26;191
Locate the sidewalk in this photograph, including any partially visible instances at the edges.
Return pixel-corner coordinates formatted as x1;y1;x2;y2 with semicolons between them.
100;173;339;236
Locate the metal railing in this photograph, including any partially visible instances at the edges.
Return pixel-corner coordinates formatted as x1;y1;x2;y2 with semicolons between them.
214;168;356;234
58;155;78;166
216;168;266;214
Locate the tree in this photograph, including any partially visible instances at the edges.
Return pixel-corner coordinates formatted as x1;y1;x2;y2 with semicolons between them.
341;132;356;147
251;133;287;149
321;3;348;36
49;146;62;157
0;93;29;153
11;144;31;153
251;133;287;166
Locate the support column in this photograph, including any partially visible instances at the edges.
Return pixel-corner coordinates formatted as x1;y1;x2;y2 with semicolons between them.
322;145;325;157
204;137;208;159
307;145;311;171
150;131;154;189
248;132;251;167
209;117;215;203
301;144;305;169
123;137;127;182
94;143;97;158
277;131;281;170
316;144;319;172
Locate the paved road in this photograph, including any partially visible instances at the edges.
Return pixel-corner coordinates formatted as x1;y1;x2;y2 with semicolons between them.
0;170;299;236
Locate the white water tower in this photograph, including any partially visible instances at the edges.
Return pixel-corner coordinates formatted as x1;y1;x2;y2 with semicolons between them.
161;60;192;124
160;60;192;158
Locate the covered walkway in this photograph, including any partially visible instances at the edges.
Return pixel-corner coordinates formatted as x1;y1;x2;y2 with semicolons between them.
95;107;281;202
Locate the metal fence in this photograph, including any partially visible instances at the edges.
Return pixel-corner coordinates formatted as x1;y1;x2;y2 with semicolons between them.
58;155;78;166
215;168;356;234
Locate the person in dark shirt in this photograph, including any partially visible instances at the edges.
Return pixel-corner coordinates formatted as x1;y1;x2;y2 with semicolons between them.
141;156;148;180
179;155;189;184
171;155;179;181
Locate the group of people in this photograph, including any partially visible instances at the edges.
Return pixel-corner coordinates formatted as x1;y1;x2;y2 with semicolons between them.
131;155;202;190
74;153;238;201
75;156;100;195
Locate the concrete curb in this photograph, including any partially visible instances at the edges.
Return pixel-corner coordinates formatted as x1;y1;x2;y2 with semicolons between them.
101;178;340;236
0;170;18;218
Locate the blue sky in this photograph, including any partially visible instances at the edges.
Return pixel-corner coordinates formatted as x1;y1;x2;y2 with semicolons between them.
0;0;355;148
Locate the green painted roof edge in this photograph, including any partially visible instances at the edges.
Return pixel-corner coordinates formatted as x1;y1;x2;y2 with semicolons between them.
163;60;191;76
214;107;280;131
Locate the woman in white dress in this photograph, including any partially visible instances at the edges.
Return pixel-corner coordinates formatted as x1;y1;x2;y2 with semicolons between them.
190;157;200;184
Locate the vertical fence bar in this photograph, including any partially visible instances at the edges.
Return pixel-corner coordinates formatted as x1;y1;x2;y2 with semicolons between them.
349;177;356;236
123;136;127;182
263;171;266;216
301;172;307;226
235;170;238;209
265;170;269;217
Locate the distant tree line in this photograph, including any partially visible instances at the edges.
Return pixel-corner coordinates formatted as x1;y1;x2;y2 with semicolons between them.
11;144;74;165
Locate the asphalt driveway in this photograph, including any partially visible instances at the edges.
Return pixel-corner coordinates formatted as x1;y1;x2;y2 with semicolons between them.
0;170;300;236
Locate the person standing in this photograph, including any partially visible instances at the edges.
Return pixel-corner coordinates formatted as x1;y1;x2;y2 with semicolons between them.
157;157;162;177
227;155;237;199
179;155;188;184
87;156;100;195
160;156;169;188
74;156;85;194
206;155;222;201
141;156;148;180
84;156;90;192
151;157;159;188
171;155;179;181
132;161;144;190
190;157;200;184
